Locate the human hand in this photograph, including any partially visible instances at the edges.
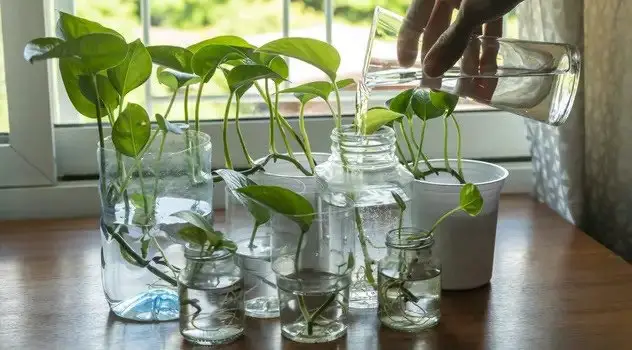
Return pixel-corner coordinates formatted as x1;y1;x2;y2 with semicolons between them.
397;0;523;78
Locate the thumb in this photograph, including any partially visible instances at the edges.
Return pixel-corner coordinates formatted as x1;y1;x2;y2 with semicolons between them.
423;18;476;78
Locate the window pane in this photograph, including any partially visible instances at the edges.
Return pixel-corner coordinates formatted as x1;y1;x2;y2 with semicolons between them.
0;6;10;134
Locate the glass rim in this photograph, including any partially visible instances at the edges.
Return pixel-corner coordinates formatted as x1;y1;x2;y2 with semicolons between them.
330;124;395;146
184;245;234;260
272;255;353;280
271;201;355;219
98;130;211;156
386;227;434;249
413;158;509;188
225;176;308;196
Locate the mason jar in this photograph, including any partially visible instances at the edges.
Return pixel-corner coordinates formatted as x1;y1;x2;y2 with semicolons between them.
178;246;245;346
378;228;441;332
315;125;414;309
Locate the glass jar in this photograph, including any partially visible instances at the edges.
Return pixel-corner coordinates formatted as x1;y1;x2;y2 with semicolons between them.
271;200;355;343
378;228;441;332
178;246;245;346
225;178;305;319
315;125;414;309
99;130;213;321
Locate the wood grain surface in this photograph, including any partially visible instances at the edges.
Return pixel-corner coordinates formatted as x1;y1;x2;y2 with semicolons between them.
1;195;631;350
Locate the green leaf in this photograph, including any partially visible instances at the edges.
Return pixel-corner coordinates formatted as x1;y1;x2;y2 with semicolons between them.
192;45;245;82
23;37;64;63
25;33;128;73
267;56;289;84
157;66;200;90
140;236;150;259
107;39;152;97
146;46;194;73
237;185;315;233
129;193;154;209
215;169;271;226
391;191;407;211
411;89;444;120
226;64;285;92
460;183;484;216
187;35;254;54
172;210;215;235
387;88;414;119
360;107;405;135
430;90;459;116
77;74;120;113
156;113;183;134
59;57;107;118
56;12;123;40
176;224;208;247
220;240;238;253
119;245;144;267
111;103;151;157
258;38;340;80
277;81;332;104
336;78;356;90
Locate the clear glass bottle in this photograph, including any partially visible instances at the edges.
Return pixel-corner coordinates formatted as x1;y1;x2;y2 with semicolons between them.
315;125;414;309
378;228;441;332
178;246;245;346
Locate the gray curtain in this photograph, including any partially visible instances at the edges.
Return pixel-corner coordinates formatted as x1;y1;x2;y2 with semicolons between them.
519;0;632;260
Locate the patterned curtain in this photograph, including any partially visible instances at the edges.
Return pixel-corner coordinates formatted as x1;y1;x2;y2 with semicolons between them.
519;0;632;261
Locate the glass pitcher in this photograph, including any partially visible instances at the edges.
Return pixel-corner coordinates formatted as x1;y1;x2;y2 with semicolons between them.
359;6;581;125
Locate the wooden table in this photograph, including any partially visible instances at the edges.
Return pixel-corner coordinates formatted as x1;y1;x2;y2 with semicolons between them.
1;195;631;350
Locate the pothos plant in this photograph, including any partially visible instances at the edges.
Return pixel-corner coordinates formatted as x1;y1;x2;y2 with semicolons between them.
379;184;483;324
237;185;354;336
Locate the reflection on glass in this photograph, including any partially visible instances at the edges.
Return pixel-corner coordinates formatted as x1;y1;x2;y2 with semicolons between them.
0;6;9;134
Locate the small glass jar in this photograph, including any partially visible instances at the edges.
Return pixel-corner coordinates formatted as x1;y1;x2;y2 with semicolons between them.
378;228;441;332
315;125;414;309
178;246;245;346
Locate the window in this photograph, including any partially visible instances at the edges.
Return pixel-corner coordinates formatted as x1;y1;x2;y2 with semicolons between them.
0;1;531;218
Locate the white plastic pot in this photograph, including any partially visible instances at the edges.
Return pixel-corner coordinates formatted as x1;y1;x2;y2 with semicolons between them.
412;159;508;290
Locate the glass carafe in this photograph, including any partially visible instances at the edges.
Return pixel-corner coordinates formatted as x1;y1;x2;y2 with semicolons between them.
315;125;414;309
360;6;581;125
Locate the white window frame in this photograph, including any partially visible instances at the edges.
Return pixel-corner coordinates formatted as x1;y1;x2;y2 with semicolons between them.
0;0;533;220
0;0;56;188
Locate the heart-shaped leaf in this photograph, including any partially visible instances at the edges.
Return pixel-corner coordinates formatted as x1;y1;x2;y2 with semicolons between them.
77;74;120;114
157;66;200;90
129;193;154;209
107;39;152;97
237;185;315;233
267;56;288;84
359;107;405;135
460;183;483;216
146;46;194;73
215;169;271;227
278;81;332;104
411;89;444;120
56;12;123;40
155;113;183;134
112;103;151;157
226;64;285;92
258;38;340;80
430;90;459;116
192;45;245;82
25;33;128;73
177;225;208;247
172;210;215;234
187;35;255;54
336;78;356;90
59;57;107;118
387;88;414;119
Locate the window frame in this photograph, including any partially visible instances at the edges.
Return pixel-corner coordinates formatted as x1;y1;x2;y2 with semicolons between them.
0;0;56;188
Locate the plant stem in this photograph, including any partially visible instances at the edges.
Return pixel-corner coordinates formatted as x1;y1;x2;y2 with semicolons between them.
194;82;205;132
234;96;254;167
415;166;466;184
184;86;195;179
273;83;294;158
93;75;106;196
399;122;414;158
429;206;463;234
407;117;419;149
248;223;259;248
395;140;414;173
298;103;316;172
294;230;306;273
307;292;337;334
451;114;464;179
355;206;377;289
443;116;450;171
151;235;177;277
264;80;277;154
413;120;435;173
333;83;343;129
222;92;234;169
